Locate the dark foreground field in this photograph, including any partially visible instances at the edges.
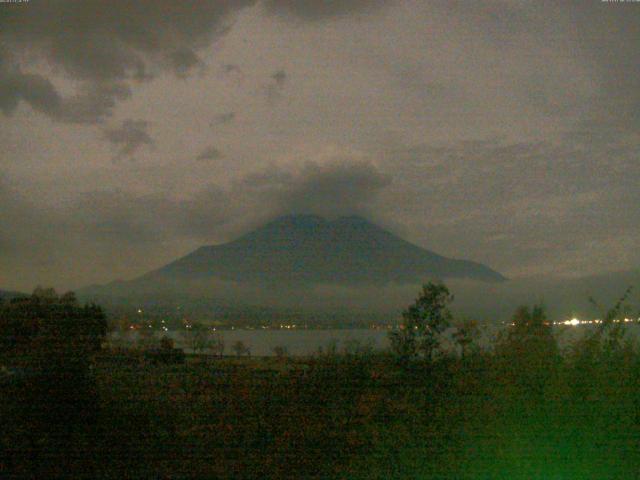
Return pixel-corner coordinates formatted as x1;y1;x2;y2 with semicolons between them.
3;346;640;479
2;288;640;478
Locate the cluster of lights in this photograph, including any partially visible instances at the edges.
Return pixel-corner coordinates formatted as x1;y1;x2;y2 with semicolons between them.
552;317;640;327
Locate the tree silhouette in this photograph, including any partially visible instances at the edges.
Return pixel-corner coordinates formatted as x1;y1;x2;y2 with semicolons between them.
210;333;225;357
185;322;211;353
495;304;559;395
0;287;107;362
232;340;250;357
389;282;453;362
0;287;107;460
453;318;480;358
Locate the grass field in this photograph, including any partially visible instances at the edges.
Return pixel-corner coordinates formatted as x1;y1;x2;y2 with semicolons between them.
3;342;640;479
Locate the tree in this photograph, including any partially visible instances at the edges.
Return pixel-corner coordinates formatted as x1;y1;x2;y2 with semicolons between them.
495;304;559;394
210;333;225;357
452;318;480;358
160;335;175;350
137;324;156;350
232;340;250;357
389;282;453;362
272;345;289;359
569;287;634;399
0;288;107;442
184;322;211;353
0;288;107;361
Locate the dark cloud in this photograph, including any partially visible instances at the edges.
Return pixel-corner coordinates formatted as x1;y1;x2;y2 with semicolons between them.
168;48;205;78
0;63;130;123
264;0;387;21
0;69;59;118
196;146;224;161
219;64;245;83
272;69;286;87
104;119;154;160
0;0;255;122
240;160;391;219
284;161;391;217
222;64;243;75
264;69;287;103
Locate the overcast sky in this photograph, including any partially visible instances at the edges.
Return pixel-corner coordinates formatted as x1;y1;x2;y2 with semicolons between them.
1;0;639;291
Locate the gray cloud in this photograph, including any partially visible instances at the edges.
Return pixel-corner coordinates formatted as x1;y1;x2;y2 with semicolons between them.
222;64;243;75
219;64;245;84
264;0;388;21
271;160;391;218
104;120;154;160
438;1;640;136
379;135;640;276
62;159;391;250
211;112;236;126
1;0;639;291
0;175;69;287
179;159;391;240
196;146;224;161
264;69;287;102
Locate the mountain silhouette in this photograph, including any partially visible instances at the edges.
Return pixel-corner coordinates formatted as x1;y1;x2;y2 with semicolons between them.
138;214;505;285
0;289;26;301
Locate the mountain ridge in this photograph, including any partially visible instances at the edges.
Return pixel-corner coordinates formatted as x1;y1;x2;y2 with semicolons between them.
137;214;505;286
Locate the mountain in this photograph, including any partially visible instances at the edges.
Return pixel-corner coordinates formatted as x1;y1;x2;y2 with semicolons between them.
78;215;504;322
78;216;640;323
0;289;26;301
141;214;505;286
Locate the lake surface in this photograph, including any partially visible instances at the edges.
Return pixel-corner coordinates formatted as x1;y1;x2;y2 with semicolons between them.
110;323;640;356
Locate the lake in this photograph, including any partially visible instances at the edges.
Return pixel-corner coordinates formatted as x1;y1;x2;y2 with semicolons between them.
109;322;640;356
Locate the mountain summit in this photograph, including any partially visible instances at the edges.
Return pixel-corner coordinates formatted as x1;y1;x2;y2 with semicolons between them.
142;214;505;285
